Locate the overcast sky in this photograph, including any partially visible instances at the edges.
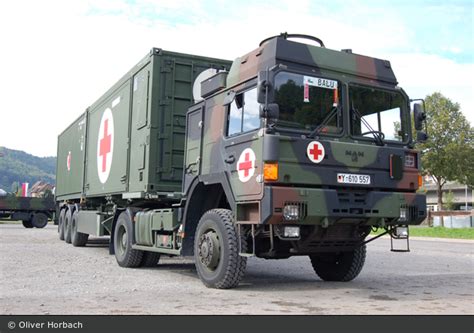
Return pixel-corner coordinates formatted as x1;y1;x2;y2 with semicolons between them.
0;0;472;157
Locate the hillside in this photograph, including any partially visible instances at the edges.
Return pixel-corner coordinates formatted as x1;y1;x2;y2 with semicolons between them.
0;147;56;191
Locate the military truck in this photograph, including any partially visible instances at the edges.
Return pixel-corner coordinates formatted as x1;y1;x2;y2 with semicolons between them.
0;195;55;228
56;33;427;288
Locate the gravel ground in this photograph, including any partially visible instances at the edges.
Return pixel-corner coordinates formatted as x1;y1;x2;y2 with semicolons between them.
0;223;473;315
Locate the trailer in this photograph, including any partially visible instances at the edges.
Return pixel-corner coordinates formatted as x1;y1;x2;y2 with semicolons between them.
0;195;54;228
56;34;427;288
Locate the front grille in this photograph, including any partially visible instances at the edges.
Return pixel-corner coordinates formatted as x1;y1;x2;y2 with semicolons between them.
333;190;371;215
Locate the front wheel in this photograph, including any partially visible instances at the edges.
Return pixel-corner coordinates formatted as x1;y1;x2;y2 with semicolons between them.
309;244;366;282
194;209;247;289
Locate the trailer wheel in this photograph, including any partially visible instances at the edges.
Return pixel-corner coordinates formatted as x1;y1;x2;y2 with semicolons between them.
114;211;143;268
140;251;161;267
64;209;73;244
194;209;247;289
32;212;48;228
22;220;34;228
309;244;366;282
58;209;66;240
71;210;89;247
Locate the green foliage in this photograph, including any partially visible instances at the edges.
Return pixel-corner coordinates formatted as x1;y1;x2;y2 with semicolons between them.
0;147;56;191
443;190;456;210
418;92;473;207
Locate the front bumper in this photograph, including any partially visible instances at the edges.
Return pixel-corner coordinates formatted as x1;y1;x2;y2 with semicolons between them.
260;186;426;226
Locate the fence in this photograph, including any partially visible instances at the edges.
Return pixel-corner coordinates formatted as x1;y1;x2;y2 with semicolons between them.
427;210;474;228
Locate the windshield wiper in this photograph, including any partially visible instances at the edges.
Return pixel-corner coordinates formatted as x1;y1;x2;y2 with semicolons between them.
307;105;340;138
351;106;385;146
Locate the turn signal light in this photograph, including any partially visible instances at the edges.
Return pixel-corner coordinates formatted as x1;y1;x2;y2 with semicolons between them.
264;162;278;181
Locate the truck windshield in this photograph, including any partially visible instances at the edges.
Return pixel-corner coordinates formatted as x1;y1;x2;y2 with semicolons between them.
349;85;408;142
274;72;342;135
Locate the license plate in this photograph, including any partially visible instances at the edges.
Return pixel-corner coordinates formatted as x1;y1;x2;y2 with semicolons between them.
337;173;371;185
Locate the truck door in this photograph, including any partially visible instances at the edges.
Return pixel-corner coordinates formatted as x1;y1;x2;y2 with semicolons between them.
223;87;263;199
183;103;204;192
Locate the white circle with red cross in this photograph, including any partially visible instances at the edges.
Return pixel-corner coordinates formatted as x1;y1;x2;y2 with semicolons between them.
67;151;71;171
97;108;114;184
237;148;256;183
307;141;325;163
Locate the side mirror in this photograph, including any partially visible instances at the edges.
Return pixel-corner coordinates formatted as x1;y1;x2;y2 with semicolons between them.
259;103;279;119
257;70;275;104
413;103;426;131
417;131;428;143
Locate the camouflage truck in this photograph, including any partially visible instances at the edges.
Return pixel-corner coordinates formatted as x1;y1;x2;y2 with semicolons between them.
0;195;55;228
56;34;427;288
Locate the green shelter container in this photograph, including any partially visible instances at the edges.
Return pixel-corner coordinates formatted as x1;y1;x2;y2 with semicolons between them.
56;48;231;202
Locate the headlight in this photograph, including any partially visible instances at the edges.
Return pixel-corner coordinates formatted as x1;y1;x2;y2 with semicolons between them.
283;226;300;238
399;207;407;222
394;226;408;237
283;205;300;221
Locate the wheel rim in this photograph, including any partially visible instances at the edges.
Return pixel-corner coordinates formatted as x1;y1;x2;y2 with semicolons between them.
38;215;47;227
117;225;127;256
198;229;220;271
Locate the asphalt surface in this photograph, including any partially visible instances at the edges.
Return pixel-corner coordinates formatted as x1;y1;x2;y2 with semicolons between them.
0;223;473;314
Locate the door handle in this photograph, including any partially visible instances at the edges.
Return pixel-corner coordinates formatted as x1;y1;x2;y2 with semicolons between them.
225;155;235;164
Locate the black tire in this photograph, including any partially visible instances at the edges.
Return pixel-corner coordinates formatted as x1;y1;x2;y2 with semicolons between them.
22;220;33;228
64;208;73;244
114;211;143;268
71;210;89;247
32;213;48;228
140;251;161;267
194;209;247;289
58;208;66;240
309;244;366;282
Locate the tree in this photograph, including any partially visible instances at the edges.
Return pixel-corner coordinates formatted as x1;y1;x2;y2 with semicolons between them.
443;190;456;210
420;92;473;213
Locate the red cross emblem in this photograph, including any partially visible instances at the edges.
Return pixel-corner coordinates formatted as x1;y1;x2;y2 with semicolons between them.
237;148;256;182
99;119;112;172
97;108;114;183
67;151;71;171
307;141;325;163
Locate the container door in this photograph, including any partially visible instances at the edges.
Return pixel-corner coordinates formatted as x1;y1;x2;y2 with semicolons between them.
129;64;151;193
85;81;131;196
56;113;86;199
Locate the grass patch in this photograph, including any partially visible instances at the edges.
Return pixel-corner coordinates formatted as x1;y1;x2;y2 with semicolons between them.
372;226;474;239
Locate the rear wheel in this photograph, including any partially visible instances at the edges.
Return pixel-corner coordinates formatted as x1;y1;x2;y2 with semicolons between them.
114;211;143;268
194;209;247;289
32;213;48;228
58;209;66;240
71;210;89;247
22;220;33;228
64;209;73;244
309;244;366;282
